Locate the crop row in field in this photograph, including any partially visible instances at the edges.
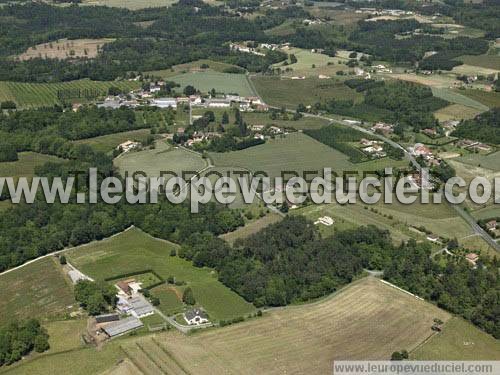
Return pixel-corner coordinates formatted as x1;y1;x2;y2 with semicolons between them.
0;79;139;108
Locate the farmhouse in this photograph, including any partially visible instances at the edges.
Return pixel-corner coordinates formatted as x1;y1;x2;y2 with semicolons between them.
465;253;479;265
411;143;432;158
426;234;440;243
117;140;140;153
102;316;143;338
251;124;265;132
314;216;334;226
371;122;393;134
422;128;437;137
184;308;209;325
486;220;497;232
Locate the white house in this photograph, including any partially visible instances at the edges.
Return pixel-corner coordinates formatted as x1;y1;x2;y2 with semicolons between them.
184;308;209;325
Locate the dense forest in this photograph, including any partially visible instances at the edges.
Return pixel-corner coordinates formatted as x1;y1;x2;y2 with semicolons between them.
0;319;49;366
452;108;500;145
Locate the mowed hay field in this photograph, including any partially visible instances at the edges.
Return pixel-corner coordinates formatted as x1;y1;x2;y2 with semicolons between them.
459;89;500;109
0;257;76;325
412;317;500;360
66;227;255;320
431;87;489;112
434;104;481;122
0;152;66;179
252;76;363;108
209;132;407;178
114;140;206;179
220;213;283;245
169;71;255;96
73;129;151;153
17;38;114;60
144;277;450;374
0;79;139;109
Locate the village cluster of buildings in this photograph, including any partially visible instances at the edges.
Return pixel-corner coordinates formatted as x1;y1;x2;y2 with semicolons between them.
97;90;268;112
370;122;394;135
357;8;414;17
410;143;441;167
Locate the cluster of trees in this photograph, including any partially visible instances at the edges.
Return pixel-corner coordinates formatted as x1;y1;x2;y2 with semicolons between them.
74;280;117;315
344;78;384;92
179;216;500;338
0;319;49;366
452;108;500;145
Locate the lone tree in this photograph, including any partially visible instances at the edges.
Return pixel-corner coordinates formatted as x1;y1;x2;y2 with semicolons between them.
182;287;196;305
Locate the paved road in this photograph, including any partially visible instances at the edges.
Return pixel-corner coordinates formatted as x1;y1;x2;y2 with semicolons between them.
276;108;500;253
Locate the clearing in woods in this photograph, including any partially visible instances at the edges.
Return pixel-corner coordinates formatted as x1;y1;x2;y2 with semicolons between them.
81;0;178;10
434;104;482;122
0;257;76;325
136;277;450;374
17;38;114;60
220;213;283;245
0;79;139;109
65;227;256;321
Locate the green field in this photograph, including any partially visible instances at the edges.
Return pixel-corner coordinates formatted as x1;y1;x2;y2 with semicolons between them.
209;132;407;178
252;76;363;108
220;213;282;245
66;227;256;320
272;47;347;77
457;55;500;70
0;152;66;179
458;89;500;109
0;257;76;325
431;88;489;112
114;140;207;179
169;71;255;96
0;79;139;109
73;129;151;154
150;285;184;316
412;317;500;360
456;151;500;171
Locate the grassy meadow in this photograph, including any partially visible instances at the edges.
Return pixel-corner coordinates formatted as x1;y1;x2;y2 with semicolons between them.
169;71;255;96
81;0;178;10
0;79;139;109
114;140;206;179
73;129;151;154
412;317;500;360
0;257;76;325
220;213;283;245
0;152;66;179
458;89;500;109
209;132;407;178
431;88;489;112
252;76;363;108
65;227;256;321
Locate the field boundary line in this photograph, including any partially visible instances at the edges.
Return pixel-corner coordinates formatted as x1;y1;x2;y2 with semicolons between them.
379;279;424;300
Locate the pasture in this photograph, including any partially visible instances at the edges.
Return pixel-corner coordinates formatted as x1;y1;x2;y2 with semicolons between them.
412;317;500;360
431;88;489;112
17;38;114;61
457;55;500;70
455;151;500;172
209;132;407;178
272;47;346;77
114;140;206;180
434;104;481;122
143;277;450;374
169;71;255;96
0;152;65;179
73;129;151;153
65;227;256;321
150;285;184;316
252;76;363;108
0;257;76;325
458;89;500;109
0;79;139;109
